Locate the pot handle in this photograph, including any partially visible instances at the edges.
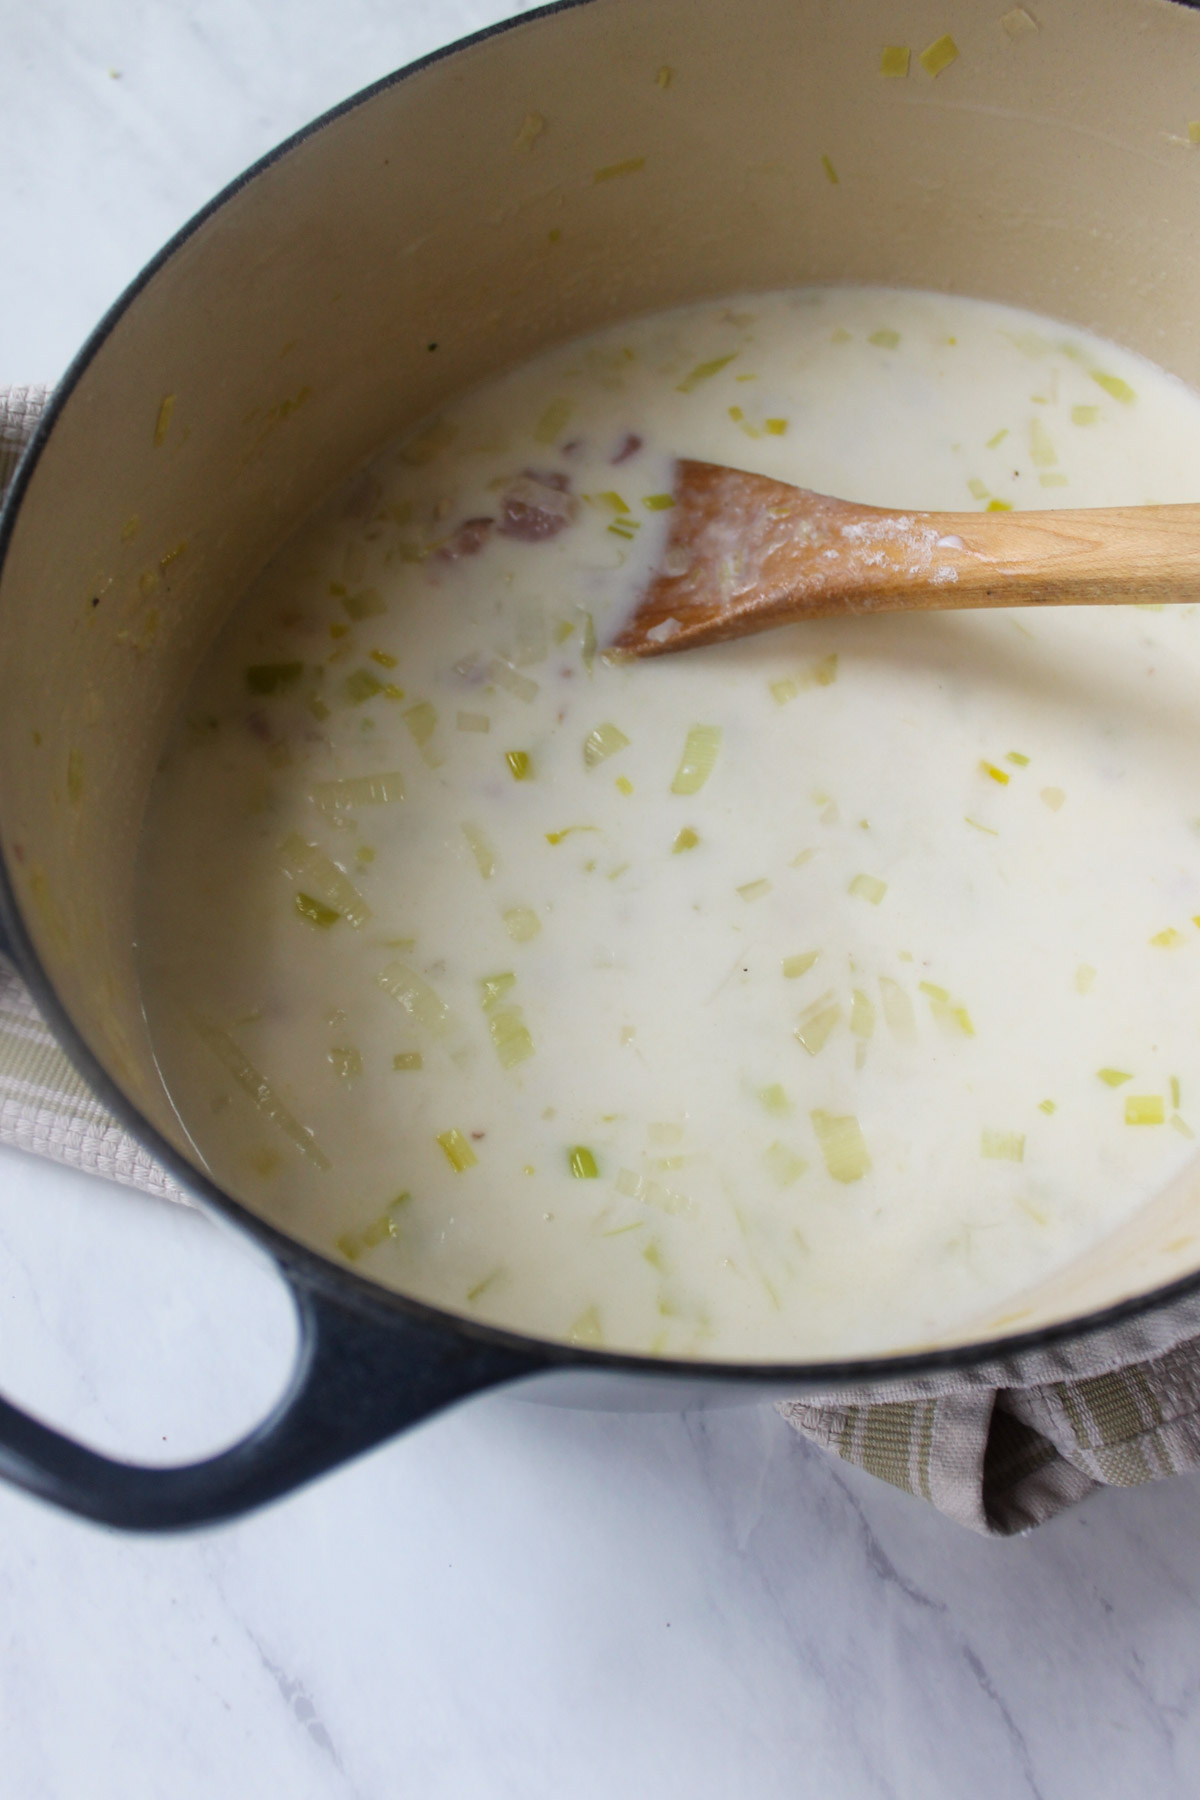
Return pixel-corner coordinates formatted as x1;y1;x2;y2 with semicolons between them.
0;1262;540;1530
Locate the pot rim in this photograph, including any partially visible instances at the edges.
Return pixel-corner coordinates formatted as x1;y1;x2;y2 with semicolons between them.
3;0;1200;1393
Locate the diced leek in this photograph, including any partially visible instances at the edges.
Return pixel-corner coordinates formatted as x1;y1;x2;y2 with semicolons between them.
342;587;386;621
1039;1099;1056;1115
480;971;516;1010
584;722;630;767
671;724;721;795
505;750;533;781
879;976;916;1041
811;1109;871;1183
1029;418;1057;467
596;490;630;514
546;825;599;845
462;822;496;879
981;761;1009;785
795;995;841;1056
820;155;838;186
457;710;490;733
849;989;875;1040
437;1128;478;1172
738;878;772;902
378;961;449;1030
981;1129;1024;1161
569;1146;600;1178
672;827;700;853
393;1051;423;1071
676;354;738;394
488;658;539;703
764;1141;807;1186
783;951;820;980
280;834;370;927
1097;1068;1133;1087
403;700;442;765
1075;965;1096;994
1071;405;1100;426
1041;787;1066;811
759;1084;791;1115
1125;1096;1165;1126
593;157;646;183
503;906;541;943
190;1016;329;1169
343;669;385;706
1092;372;1136;405
337;1192;411;1262
648;1122;683;1147
246;662;304;695
919;33;958;76
294;892;340;928
488;1005;535;1068
848;873;887;906
328;1044;362;1082
642;493;675;510
1151;928;1186;948
533;397;574;444
1006;751;1030;767
771;678;800;705
615;776;634;796
309;771;405;811
880;44;910;76
569;1306;603;1346
869;328;900;349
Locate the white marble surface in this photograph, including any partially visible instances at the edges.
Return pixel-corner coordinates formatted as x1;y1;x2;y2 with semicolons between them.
4;3;1200;1795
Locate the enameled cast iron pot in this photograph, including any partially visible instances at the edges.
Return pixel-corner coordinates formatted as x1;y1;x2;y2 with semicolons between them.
5;0;1200;1531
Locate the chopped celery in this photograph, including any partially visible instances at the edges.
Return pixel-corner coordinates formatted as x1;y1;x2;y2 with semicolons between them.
676;354;738;393
457;711;490;733
488;1005;535;1068
810;1109;871;1183
1097;1068;1133;1087
505;750;533;781
294;892;340;928
672;827;700;853
488;658;539;703
738;878;772;902
848;873;887;906
764;1141;807;1186
869;328;900;349
342;669;384;706
1039;1099;1057;1115
309;771;405;811
880;44;910;76
378;961;449;1030
981;1129;1024;1161
246;662;304;695
849;989;875;1040
190;1016;329;1169
642;494;675;510
569;1306;603;1346
1151;928;1186;948
919;33;958;76
584;722;630;767
341;588;386;621
328;1045;362;1082
280;834;370;927
593;157;646;183
671;724;721;795
987;500;1012;512
462;822;496;879
783;952;820;980
369;648;397;669
437;1128;478;1172
1125;1096;1165;1126
980;761;1010;785
820;155;838;186
765;418;788;436
569;1146;600;1178
596;490;631;514
795;994;841;1056
1006;751;1030;767
393;1051;423;1071
1041;787;1066;811
534;398;574;444
879;976;916;1040
503;906;541;943
480;971;517;1010
1092;372;1136;405
615;776;635;796
337;1192;410;1262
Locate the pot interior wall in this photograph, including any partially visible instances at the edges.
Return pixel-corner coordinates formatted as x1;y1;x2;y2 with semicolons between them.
4;0;1200;1347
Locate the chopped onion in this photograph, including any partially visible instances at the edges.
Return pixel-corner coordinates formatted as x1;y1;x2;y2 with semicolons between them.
437;1128;478;1172
404;700;443;766
1150;928;1185;949
569;1146;600;1178
462;822;496;879
869;328;900;349
342;669;385;706
675;354;738;394
569;1306;604;1346
759;1084;791;1116
503;906;541;943
328;1045;362;1082
190;1016;329;1170
810;1110;871;1183
294;892;340;928
850;989;875;1040
1029;419;1057;468
782;952;819;980
1092;372;1136;405
1125;1096;1165;1126
671;827;699;854
764;1141;807;1186
341;587;386;621
393;1051;423;1071
1074;965;1096;994
1041;787;1066;811
981;1129;1024;1161
671;724;721;795
279;834;370;927
1097;1068;1132;1087
615;776;635;796
488;657;539;703
584;722;630;767
309;771;405;811
488;1005;535;1068
738;878;772;902
457;711;490;733
378;961;449;1030
918;33;958;77
533;397;574;445
880;44;910;75
879;977;916;1041
480;972;516;1010
795;994;841;1056
848;873;887;906
771;678;800;705
505;750;533;781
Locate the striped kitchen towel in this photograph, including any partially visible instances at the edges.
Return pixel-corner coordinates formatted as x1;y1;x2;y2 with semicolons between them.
7;385;1200;1533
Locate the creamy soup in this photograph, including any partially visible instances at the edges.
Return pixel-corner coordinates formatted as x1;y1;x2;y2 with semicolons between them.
137;287;1200;1362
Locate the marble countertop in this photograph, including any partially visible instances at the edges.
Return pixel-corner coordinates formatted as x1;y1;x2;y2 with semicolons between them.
3;2;1200;1794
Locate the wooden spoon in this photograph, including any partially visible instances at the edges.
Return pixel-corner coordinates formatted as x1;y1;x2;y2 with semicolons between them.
610;459;1200;658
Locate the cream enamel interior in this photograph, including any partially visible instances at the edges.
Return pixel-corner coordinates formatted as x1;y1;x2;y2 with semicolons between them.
5;0;1200;1356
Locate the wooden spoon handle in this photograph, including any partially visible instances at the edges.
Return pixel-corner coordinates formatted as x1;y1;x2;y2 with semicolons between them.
613;460;1200;657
